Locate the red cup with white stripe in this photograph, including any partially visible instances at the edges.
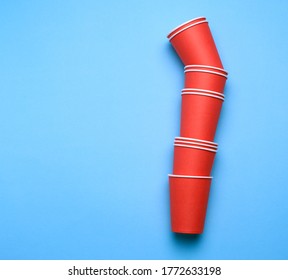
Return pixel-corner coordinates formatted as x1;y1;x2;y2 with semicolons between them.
167;17;223;67
180;89;224;141
169;174;212;234
184;65;228;93
173;141;217;176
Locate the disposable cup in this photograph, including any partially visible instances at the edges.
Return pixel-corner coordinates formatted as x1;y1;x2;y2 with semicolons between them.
175;136;218;147
184;67;227;93
169;175;212;234
173;144;216;175
174;139;218;150
180;92;224;141
167;17;223;67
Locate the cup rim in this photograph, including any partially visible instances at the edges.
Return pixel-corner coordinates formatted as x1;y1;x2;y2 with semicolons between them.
182;88;225;96
167;17;206;38
169;174;213;179
174;139;218;149
181;91;224;101
185;64;228;75
175;136;218;146
174;143;217;153
168;19;208;41
184;68;228;78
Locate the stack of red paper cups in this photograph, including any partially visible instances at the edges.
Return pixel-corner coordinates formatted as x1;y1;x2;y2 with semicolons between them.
167;17;228;234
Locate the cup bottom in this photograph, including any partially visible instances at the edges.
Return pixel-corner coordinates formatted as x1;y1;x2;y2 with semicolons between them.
169;176;211;234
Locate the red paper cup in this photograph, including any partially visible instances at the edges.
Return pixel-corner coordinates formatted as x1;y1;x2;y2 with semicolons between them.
169;174;212;234
174;139;218;150
167;17;223;67
184;66;228;93
173;144;216;175
175;136;218;147
180;91;224;141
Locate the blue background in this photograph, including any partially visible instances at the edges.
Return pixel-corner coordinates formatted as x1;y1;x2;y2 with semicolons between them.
1;0;288;260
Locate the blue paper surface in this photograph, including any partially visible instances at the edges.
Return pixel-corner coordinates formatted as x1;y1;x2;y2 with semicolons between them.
0;0;288;259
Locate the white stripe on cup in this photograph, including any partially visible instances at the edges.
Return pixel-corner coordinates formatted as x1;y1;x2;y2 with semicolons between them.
174;144;217;153
168;20;208;41
184;65;228;75
167;17;206;38
182;89;224;98
175;136;218;146
181;91;224;101
184;69;228;78
182;88;225;96
168;174;213;179
174;140;218;149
